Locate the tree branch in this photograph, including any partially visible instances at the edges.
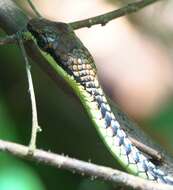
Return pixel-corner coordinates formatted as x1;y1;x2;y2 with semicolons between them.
17;35;41;153
27;0;41;17
0;139;172;190
129;136;163;163
70;0;161;30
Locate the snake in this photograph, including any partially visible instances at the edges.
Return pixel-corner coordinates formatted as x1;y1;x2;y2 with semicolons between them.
25;18;173;185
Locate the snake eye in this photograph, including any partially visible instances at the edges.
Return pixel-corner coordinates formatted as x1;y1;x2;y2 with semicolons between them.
36;34;48;49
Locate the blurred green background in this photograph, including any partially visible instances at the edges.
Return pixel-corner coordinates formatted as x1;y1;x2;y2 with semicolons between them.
1;0;173;189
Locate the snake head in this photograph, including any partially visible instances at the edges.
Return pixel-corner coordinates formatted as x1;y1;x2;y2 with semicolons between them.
27;18;73;52
27;18;96;77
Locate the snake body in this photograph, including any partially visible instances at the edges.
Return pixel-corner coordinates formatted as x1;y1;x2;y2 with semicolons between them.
27;18;173;185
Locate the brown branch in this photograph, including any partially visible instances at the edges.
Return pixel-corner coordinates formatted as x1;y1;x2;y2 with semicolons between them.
0;139;172;190
70;0;161;30
27;0;41;17
129;137;163;163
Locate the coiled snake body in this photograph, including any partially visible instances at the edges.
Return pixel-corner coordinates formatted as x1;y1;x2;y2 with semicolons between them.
27;18;173;185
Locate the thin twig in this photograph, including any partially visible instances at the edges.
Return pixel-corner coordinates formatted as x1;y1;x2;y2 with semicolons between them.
17;34;41;153
0;139;172;190
0;34;17;45
27;0;42;18
70;0;161;30
129;137;163;163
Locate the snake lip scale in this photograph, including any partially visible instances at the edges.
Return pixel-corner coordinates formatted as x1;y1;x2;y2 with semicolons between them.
26;18;173;185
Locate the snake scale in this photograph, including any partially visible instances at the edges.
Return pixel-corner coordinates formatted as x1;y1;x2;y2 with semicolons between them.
27;18;173;185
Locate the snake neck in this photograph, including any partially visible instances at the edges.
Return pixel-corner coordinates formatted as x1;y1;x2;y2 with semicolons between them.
70;62;173;185
62;47;173;185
